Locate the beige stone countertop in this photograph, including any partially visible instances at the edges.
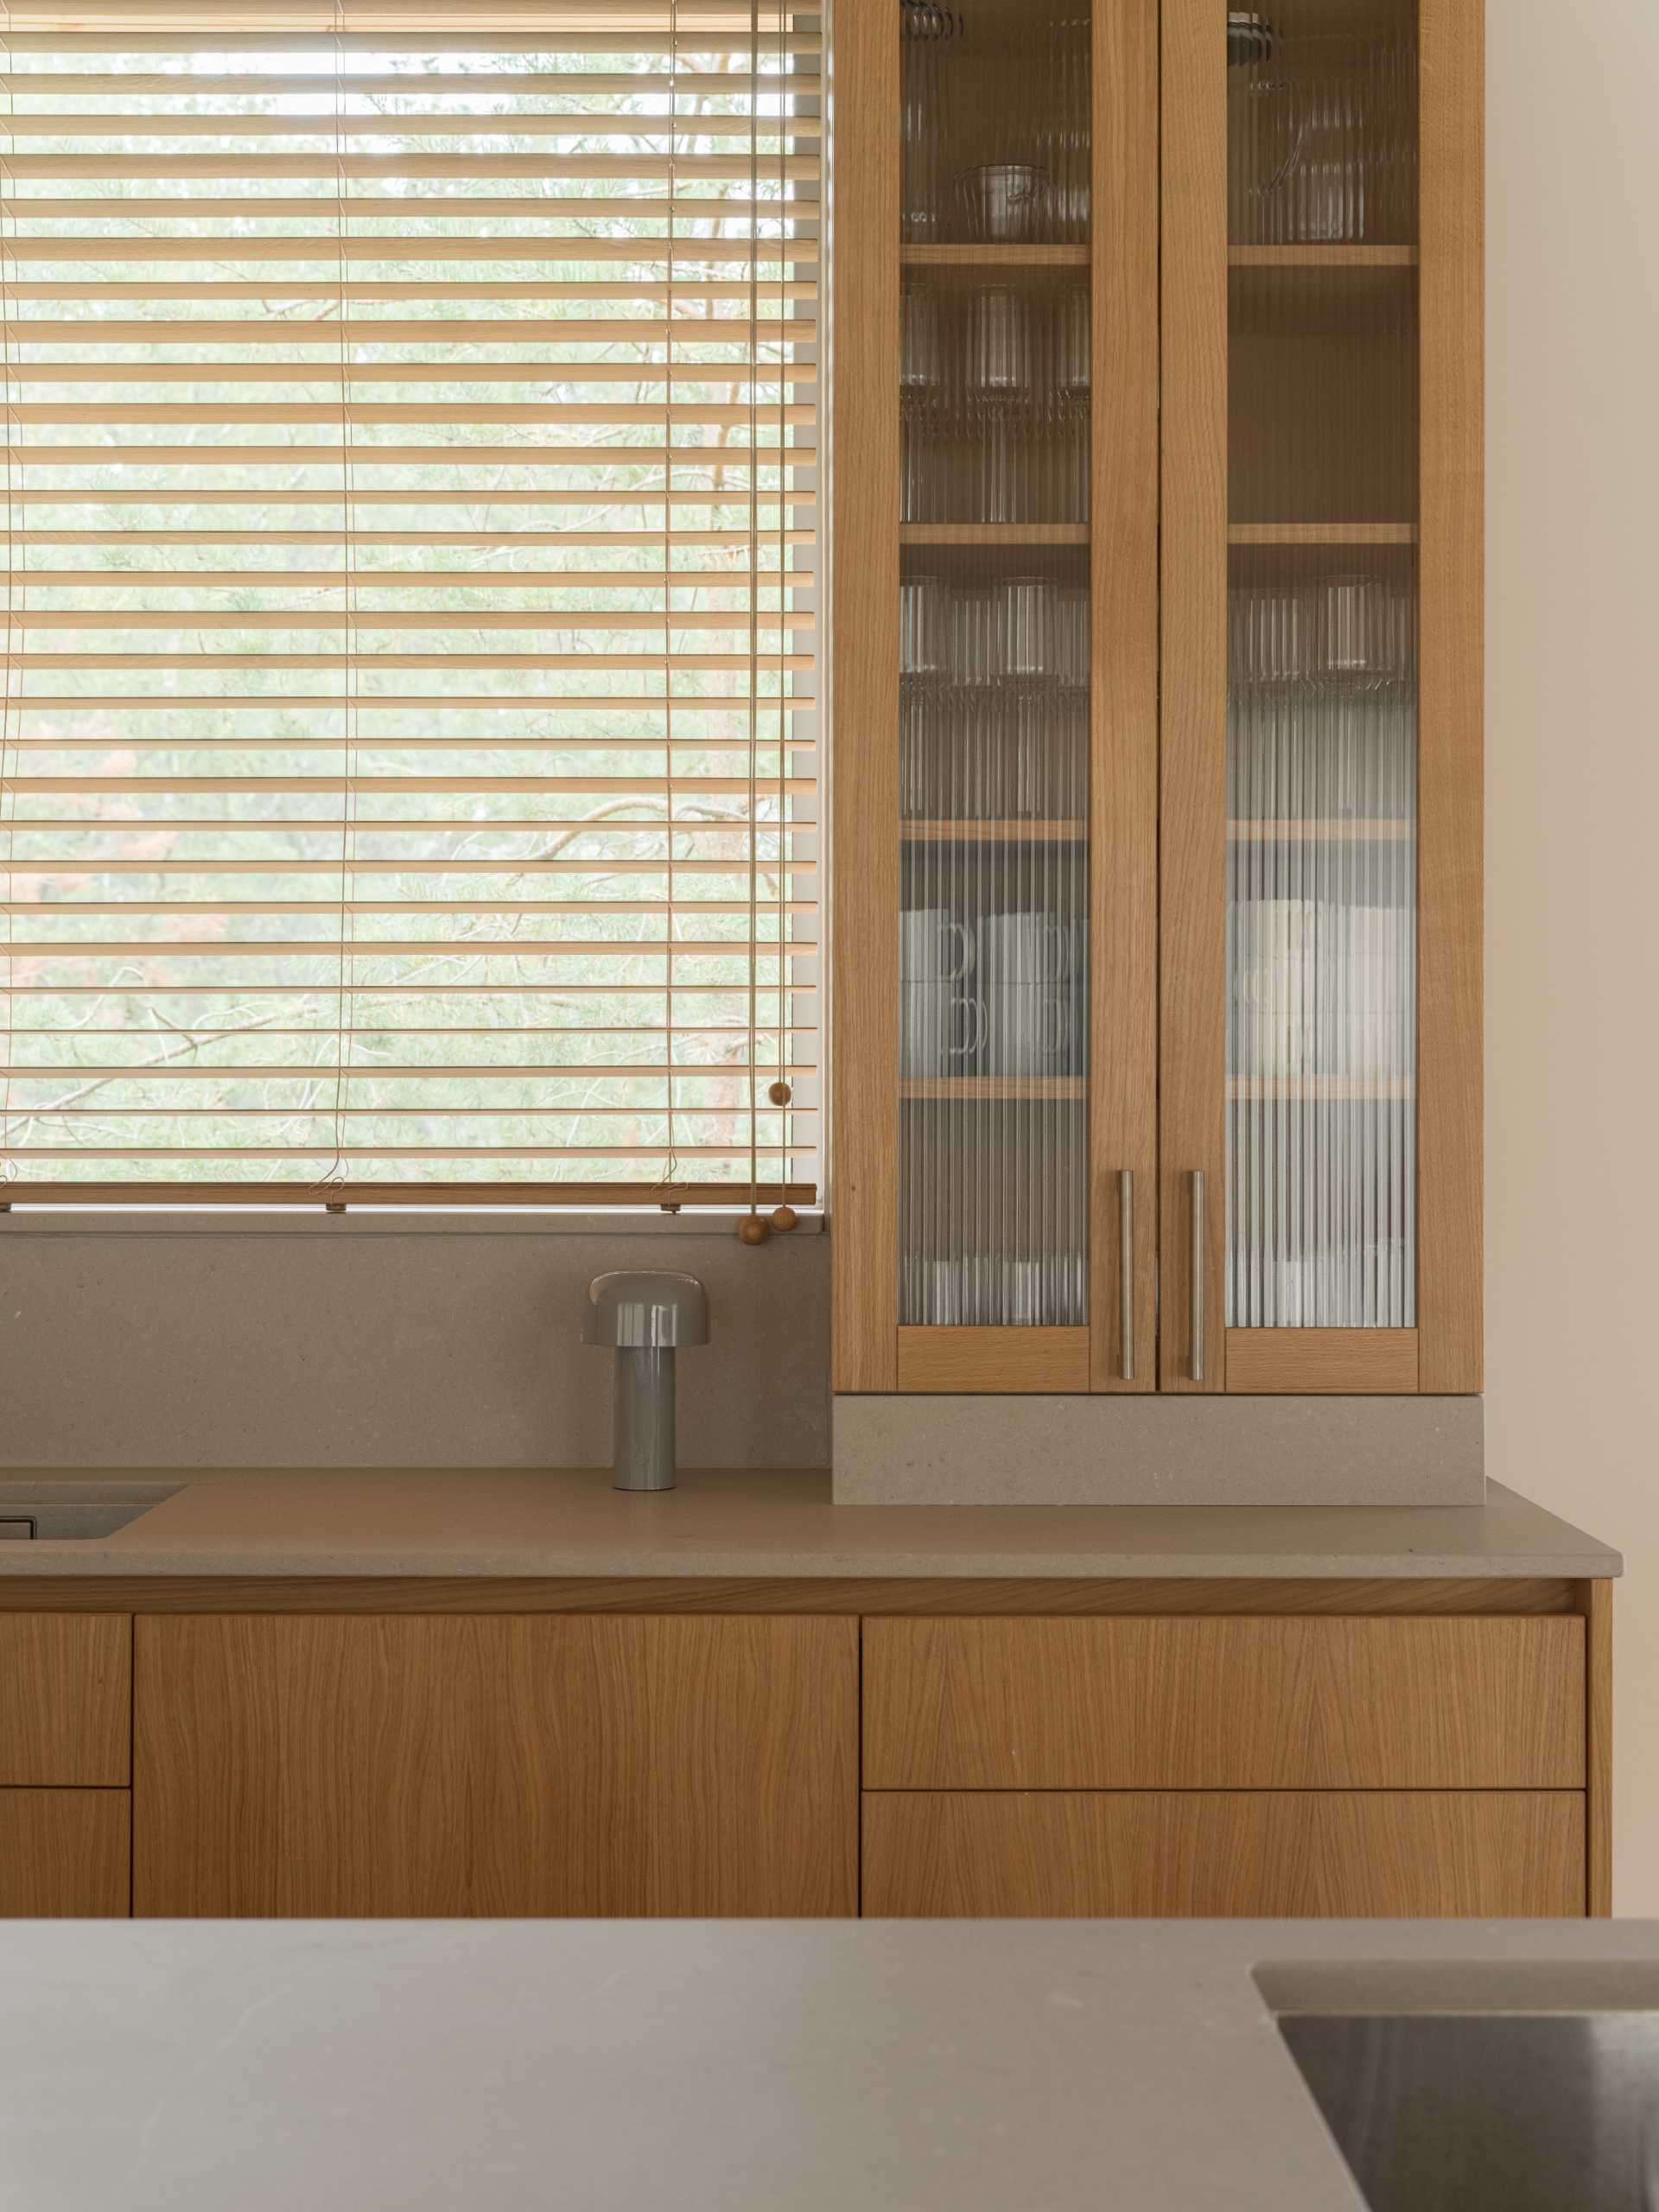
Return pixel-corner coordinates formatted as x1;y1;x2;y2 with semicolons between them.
0;1466;1623;1580
5;1917;1659;2210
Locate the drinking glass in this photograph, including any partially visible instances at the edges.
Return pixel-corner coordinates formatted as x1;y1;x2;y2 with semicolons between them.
967;288;1033;523
899;286;944;522
955;163;1052;244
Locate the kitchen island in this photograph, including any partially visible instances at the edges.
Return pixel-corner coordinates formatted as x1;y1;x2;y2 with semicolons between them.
4;1916;1657;2211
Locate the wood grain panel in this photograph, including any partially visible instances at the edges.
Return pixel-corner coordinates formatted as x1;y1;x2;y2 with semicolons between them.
0;1791;130;1916
1416;0;1484;1390
1157;0;1228;1390
135;1616;857;1918
0;1576;1581;1617
830;0;899;1391
862;1791;1586;1919
1586;1579;1613;1916
900;245;1090;267
864;1616;1584;1789
1224;1329;1420;1394
0;1614;130;1786
896;1327;1090;1394
1089;0;1160;1392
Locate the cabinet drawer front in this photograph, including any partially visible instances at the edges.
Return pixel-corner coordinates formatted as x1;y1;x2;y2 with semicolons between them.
0;1790;130;1916
864;1617;1584;1789
0;1615;130;1786
136;1614;857;1918
862;1792;1586;1919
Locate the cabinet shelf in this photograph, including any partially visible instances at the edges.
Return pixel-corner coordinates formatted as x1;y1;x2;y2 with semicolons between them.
1229;819;1414;842
903;819;1086;842
1228;524;1419;546
1229;245;1419;269
901;1077;1085;1101
901;244;1091;268
901;524;1090;547
1228;1077;1415;1102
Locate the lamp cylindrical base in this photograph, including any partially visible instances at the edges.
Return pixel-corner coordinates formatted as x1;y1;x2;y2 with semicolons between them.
612;1346;677;1491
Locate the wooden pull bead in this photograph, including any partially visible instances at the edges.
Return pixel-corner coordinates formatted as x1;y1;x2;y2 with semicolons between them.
737;1215;772;1245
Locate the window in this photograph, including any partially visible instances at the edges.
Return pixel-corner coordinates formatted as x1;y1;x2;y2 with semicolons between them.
0;1;819;1206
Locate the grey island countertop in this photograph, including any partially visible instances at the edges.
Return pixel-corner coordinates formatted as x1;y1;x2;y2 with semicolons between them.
0;1465;1623;1581
5;1916;1659;2211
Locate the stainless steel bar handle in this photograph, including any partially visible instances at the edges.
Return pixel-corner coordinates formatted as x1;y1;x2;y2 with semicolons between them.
1190;1169;1206;1384
1118;1169;1135;1382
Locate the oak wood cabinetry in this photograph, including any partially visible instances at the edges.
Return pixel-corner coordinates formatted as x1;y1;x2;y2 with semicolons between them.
833;0;1485;1401
0;1614;130;1787
0;1791;130;1917
0;1573;1610;1922
862;1792;1585;1918
0;1615;131;1916
132;1616;858;1918
861;1611;1593;1917
862;1617;1586;1790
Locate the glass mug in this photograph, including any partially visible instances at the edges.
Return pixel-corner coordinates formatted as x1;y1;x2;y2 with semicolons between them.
977;910;1071;984
899;906;973;982
1229;897;1315;1076
899;981;987;1077
984;980;1071;1076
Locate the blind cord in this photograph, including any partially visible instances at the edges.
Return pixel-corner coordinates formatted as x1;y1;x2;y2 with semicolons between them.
661;0;683;1203
319;4;357;1195
775;0;792;1169
745;0;760;1227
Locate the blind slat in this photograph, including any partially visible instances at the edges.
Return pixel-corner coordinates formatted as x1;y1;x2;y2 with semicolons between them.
8;320;817;342
0;111;823;136
4;281;820;301
2;68;815;90
0;155;818;180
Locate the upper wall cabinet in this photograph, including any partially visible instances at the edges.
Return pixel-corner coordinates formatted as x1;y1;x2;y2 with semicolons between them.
832;0;1480;1399
1160;0;1482;1395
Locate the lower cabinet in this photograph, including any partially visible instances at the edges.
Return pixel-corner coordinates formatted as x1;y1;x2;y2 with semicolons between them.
862;1791;1586;1918
0;1612;132;1915
0;1789;130;1916
0;1589;1596;1921
133;1615;859;1917
861;1612;1594;1918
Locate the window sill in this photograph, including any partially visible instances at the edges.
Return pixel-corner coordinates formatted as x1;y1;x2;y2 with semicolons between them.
0;1206;826;1239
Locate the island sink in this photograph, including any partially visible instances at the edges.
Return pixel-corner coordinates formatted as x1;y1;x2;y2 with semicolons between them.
1280;2006;1659;2211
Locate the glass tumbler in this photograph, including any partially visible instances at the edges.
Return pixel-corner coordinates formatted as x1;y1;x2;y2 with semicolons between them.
967;288;1034;523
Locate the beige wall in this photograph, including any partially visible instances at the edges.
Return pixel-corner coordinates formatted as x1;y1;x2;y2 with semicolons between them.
1486;0;1659;1910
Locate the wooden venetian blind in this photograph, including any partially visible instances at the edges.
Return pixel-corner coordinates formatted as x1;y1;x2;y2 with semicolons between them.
0;0;818;1205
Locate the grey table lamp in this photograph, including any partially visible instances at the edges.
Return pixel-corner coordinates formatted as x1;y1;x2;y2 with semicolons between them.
582;1271;709;1492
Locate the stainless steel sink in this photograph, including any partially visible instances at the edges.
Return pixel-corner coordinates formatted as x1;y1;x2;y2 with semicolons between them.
1280;2010;1659;2211
0;1482;181;1541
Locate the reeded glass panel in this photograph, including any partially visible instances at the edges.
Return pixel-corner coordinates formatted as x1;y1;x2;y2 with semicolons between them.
1224;0;1419;1331
1227;0;1418;245
895;0;1091;1331
902;0;1091;246
902;270;1091;525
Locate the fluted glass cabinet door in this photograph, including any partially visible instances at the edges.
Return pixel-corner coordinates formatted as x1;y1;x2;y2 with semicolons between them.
832;0;1158;1395
1160;0;1481;1395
